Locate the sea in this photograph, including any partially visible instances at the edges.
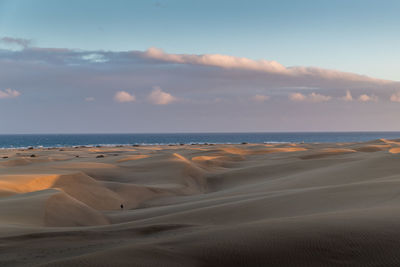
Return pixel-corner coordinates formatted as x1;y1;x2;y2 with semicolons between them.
0;132;400;149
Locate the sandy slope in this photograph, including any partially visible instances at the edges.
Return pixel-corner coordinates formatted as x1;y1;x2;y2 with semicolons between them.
1;141;400;266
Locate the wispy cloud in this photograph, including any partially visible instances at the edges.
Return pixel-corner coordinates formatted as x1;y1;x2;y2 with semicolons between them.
114;91;135;103
0;88;21;99
0;37;31;48
148;86;177;105
82;53;108;63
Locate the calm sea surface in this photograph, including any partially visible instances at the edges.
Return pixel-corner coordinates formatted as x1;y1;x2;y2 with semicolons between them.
1;132;400;149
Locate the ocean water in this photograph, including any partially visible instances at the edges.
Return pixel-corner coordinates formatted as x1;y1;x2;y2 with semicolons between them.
1;132;400;149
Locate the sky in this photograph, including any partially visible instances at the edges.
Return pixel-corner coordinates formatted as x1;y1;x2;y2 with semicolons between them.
0;0;400;133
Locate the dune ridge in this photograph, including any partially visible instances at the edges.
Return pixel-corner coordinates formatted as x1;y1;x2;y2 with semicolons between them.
1;140;400;266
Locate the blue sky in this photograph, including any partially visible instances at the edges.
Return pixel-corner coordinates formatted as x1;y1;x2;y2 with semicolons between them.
1;0;399;80
0;0;400;133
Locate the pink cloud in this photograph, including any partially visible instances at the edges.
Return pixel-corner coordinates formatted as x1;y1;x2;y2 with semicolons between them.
390;92;400;103
0;88;21;99
358;94;378;102
142;48;389;84
251;94;270;102
342;90;353;102
144;47;287;74
148;86;177;105
114;91;135;103
289;93;307;102
308;93;331;102
289;92;331;102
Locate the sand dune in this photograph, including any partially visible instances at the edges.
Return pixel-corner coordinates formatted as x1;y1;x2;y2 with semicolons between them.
1;141;400;266
116;154;150;163
45;191;109;227
389;147;400;154
299;148;356;159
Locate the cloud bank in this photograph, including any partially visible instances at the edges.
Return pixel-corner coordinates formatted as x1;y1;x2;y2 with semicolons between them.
142;48;390;84
144;47;287;74
1;38;400;132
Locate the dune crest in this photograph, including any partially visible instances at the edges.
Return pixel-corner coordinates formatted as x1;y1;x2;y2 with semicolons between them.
2;141;400;265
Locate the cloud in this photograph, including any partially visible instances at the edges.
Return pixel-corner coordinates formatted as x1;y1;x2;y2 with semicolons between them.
358;94;378;102
390;92;400;103
251;94;270;102
308;92;332;102
114;91;135;103
144;47;287;74
148;86;177;105
2;41;400;132
0;44;396;96
82;53;108;63
342;90;353;101
85;97;95;102
289;93;306;102
0;37;31;48
142;48;389;84
289;92;331;102
0;88;21;99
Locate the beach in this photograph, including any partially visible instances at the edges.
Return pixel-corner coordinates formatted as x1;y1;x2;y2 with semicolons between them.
1;139;400;266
